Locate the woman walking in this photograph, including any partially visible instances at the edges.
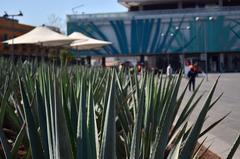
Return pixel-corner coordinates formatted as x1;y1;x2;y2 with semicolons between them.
187;67;197;91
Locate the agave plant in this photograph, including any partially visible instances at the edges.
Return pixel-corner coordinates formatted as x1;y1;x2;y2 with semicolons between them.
0;58;239;159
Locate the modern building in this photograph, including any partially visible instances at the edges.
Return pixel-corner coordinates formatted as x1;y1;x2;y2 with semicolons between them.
67;0;240;72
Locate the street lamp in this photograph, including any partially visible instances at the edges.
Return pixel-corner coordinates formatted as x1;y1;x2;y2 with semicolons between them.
3;11;23;59
195;16;214;81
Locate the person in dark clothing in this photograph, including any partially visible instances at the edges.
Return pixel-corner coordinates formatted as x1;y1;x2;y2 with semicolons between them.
187;67;197;91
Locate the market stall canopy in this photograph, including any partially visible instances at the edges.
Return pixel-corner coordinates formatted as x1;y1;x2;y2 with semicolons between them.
3;26;77;46
68;32;112;50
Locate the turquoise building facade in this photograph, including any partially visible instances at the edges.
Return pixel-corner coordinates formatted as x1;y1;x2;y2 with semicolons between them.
67;6;240;72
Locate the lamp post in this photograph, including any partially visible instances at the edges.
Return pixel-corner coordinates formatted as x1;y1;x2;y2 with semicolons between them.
3;11;23;59
195;16;214;81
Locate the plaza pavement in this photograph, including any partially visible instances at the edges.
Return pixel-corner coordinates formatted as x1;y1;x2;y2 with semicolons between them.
179;73;240;159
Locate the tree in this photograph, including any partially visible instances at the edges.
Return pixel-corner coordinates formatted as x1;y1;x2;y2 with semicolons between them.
47;14;65;33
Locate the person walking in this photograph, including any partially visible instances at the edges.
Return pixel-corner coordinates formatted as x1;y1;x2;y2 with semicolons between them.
187;66;197;91
167;64;173;78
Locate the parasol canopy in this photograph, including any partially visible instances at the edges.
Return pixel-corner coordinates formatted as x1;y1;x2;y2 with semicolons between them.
68;32;111;50
3;26;77;47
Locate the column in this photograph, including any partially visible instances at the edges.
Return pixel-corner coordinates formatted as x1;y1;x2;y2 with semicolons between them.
102;57;106;67
140;55;144;64
86;56;91;66
219;53;224;72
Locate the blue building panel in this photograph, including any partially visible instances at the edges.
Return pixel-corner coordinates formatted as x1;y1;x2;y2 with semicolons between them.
67;7;240;57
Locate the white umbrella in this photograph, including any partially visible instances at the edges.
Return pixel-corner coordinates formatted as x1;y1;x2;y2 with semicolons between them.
3;26;76;47
68;32;111;50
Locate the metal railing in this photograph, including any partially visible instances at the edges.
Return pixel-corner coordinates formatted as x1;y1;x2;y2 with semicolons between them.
67;6;240;22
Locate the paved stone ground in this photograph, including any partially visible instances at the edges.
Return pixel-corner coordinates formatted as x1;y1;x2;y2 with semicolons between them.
179;73;240;159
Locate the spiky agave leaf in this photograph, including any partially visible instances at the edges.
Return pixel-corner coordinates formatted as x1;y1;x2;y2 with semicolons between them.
99;70;116;159
179;76;220;159
87;82;99;159
226;134;240;159
129;72;147;159
0;127;13;159
19;78;45;159
150;72;182;159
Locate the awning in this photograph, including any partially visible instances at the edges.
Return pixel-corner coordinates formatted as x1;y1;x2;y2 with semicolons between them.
68;32;111;50
3;26;76;47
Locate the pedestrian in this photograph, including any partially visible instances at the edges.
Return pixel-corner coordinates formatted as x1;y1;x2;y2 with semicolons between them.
167;64;173;78
187;66;197;91
137;62;142;73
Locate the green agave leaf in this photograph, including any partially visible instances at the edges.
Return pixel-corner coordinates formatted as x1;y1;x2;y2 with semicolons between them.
192;137;207;159
116;84;134;135
167;123;187;159
100;70;116;159
204;144;214;157
35;81;49;159
171;75;189;123
11;122;26;159
199;112;230;139
47;67;56;155
144;72;154;128
168;121;188;147
77;73;90;159
171;93;204;140
54;75;74;159
150;72;182;159
0;59;232;159
179;76;220;159
167;82;188;140
60;74;76;158
41;67;54;159
209;92;224;110
160;74;171;105
143;72;155;158
99;71;111;142
195;142;212;159
0;100;7;129
0;127;13;159
129;72;147;159
87;82;99;159
129;70;139;122
70;84;78;137
170;79;204;138
7;96;23;130
19;78;45;159
93;70;107;99
226;134;240;159
153;73;163;134
116;71;134;139
0;76;11;127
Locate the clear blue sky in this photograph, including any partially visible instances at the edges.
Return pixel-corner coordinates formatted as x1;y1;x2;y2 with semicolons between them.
1;0;127;28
